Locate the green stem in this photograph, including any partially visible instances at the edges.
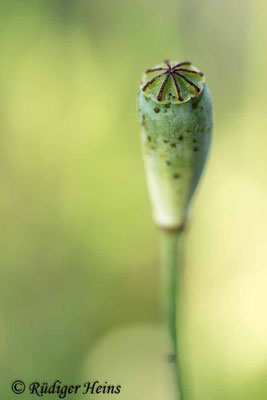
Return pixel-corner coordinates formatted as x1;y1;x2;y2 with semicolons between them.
159;229;185;400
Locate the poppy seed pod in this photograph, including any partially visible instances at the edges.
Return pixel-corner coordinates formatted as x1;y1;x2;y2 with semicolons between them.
138;60;213;231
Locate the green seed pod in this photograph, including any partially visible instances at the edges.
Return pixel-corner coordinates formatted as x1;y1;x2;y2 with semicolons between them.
138;60;213;231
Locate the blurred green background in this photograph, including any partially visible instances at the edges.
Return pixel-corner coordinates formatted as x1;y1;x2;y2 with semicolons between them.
1;0;267;399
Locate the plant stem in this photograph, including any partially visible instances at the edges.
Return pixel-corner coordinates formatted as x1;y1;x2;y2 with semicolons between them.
159;229;185;400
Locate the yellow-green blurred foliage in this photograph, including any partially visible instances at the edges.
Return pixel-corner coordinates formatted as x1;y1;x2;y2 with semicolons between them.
0;0;267;399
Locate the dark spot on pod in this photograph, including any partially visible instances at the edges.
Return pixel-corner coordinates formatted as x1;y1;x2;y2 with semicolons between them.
173;173;180;179
178;135;183;141
142;115;147;128
192;102;198;109
169;93;172;96
186;129;190;133
200;106;204;111
164;104;171;109
166;161;171;166
163;139;169;143
172;96;175;99
193;146;198;152
171;143;176;148
148;135;151;142
154;107;160;113
192;139;197;143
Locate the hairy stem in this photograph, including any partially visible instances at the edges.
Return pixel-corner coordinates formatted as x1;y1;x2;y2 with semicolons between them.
159;229;185;400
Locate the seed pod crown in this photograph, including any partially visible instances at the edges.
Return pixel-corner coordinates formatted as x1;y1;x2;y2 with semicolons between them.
141;60;205;105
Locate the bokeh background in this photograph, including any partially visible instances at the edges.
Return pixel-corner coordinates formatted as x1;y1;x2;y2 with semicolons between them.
1;0;267;399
